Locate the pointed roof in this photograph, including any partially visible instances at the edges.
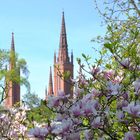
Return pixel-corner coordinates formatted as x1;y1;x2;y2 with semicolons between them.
10;32;16;69
48;66;53;95
54;51;56;63
11;32;15;51
60;11;67;41
58;12;69;62
45;86;47;96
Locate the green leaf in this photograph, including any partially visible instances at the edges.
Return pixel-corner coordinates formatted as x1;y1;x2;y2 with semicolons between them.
83;118;89;126
82;53;91;61
63;71;71;80
104;43;114;53
106;64;111;69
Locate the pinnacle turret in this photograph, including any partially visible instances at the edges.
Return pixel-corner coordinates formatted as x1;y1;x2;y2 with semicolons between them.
48;66;53;95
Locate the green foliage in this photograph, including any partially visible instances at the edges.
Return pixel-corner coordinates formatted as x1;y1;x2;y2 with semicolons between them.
77;1;140;139
0;49;9;69
26;100;55;128
82;117;89;126
104;42;114;53
22;92;41;108
136;133;140;139
63;70;71;80
82;53;91;62
0;48;29;104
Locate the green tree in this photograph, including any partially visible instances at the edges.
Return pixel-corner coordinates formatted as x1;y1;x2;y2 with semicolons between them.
22;92;41;108
91;0;140;139
92;0;140;86
26;100;55;129
0;49;29;104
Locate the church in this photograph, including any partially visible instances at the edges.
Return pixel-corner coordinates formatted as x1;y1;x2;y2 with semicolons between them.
5;12;74;107
46;12;73;99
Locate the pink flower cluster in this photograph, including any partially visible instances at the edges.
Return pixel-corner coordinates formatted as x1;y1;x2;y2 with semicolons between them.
28;65;140;139
0;107;28;139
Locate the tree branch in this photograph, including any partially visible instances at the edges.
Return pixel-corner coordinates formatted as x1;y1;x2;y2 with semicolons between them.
130;0;140;16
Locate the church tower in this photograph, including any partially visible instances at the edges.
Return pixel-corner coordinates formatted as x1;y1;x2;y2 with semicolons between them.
5;33;20;107
53;12;73;96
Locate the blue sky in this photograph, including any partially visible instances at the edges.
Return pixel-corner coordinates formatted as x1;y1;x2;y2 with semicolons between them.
0;0;105;99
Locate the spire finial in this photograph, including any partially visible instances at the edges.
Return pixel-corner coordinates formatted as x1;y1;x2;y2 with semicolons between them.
62;8;64;13
62;10;64;15
61;11;66;35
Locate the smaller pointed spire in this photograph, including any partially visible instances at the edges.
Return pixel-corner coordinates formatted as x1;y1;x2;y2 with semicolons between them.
45;86;47;96
54;51;56;63
48;66;54;96
11;32;15;51
45;86;48;101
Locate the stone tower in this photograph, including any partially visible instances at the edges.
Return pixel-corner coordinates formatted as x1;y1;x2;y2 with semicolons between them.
5;33;20;107
53;12;73;96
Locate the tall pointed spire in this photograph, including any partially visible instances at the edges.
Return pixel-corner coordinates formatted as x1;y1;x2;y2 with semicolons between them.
48;66;53;96
11;32;15;51
54;51;56;63
5;33;20;108
10;32;16;69
58;12;69;63
60;11;67;41
54;12;73;97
